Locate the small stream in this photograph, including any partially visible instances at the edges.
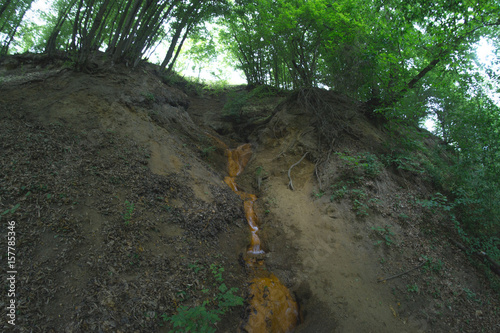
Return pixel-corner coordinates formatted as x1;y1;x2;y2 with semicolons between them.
224;144;298;332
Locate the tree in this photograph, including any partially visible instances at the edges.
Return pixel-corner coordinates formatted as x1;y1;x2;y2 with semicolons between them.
2;0;227;70
0;0;34;55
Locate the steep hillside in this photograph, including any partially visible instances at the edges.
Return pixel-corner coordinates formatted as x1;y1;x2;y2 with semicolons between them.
0;55;249;332
187;86;500;332
1;55;499;332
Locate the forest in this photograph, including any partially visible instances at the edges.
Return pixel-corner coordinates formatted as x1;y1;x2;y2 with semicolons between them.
1;0;500;331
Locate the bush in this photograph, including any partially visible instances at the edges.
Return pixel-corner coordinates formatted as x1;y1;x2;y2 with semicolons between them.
336;151;383;180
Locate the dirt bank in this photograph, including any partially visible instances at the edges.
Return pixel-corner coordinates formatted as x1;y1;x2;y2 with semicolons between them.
1;56;499;332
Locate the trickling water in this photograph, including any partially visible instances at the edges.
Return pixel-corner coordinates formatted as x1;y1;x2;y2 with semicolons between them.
224;143;298;333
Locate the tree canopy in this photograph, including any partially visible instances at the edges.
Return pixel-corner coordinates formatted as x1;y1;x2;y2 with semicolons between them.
1;0;230;70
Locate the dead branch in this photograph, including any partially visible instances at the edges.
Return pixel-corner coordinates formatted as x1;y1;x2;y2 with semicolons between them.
314;158;322;191
288;152;308;191
377;261;427;283
449;238;500;277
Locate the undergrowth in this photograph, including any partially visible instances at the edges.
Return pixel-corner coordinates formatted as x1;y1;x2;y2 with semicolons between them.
162;263;244;332
222;85;277;120
327;151;384;216
384;122;500;292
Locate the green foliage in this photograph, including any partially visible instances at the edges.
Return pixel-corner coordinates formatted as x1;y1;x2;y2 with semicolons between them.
381;153;425;174
407;283;419;293
371;225;395;246
313;190;325;198
336;151;383;181
417;192;452;214
1;203;20;219
330;185;348;202
123;200;134;225
218;0;499;105
351;189;368;216
0;0;35;55
188;261;204;274
201;146;216;158
463;288;481;304
203;79;231;95
353;199;369;216
223;91;248;118
330;182;377;217
163;263;243;333
421;256;444;274
222;85;272;119
165;304;219;333
210;263;224;283
141;92;155;102
390;102;500;282
219;0;365;89
4;0;230;68
255;166;264;177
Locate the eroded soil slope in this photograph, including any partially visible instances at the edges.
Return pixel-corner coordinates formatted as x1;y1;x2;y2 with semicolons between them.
1;55;499;333
188;87;500;332
0;57;249;332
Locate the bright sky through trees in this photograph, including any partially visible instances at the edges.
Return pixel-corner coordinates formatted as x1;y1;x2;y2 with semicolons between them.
13;0;499;87
18;0;246;83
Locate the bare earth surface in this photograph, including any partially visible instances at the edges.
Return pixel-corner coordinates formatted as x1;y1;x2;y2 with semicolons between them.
1;55;499;332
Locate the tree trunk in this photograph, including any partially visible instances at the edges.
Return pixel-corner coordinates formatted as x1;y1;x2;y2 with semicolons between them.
70;0;84;52
166;24;191;73
160;23;185;69
0;0;12;22
107;0;135;55
111;0;142;61
78;0;111;66
46;0;77;56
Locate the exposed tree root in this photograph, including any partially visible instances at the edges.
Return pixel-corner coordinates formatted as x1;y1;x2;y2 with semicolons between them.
288;152;308;191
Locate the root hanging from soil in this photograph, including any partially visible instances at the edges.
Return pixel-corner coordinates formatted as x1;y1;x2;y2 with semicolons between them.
295;87;357;147
288;152;308;191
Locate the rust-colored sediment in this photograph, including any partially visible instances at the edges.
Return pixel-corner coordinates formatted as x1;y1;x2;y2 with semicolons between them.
227;143;253;177
246;274;299;333
224;143;298;332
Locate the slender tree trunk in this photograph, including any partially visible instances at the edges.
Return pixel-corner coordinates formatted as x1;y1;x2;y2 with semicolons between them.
166;24;191;73
143;1;178;52
107;0;135;55
120;0;152;63
0;0;12;22
46;0;77;55
93;0;116;51
160;23;185;69
78;0;111;66
111;0;142;61
1;0;32;55
70;0;84;52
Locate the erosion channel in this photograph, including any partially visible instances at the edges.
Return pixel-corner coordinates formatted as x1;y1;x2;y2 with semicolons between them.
224;143;299;332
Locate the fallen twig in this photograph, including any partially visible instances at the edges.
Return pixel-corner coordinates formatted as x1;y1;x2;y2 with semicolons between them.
449;238;500;277
314;158;322;191
377;261;427;283
288;152;308;191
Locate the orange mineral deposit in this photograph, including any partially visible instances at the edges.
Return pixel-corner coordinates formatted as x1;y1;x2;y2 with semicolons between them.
224;144;299;332
245;274;299;333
